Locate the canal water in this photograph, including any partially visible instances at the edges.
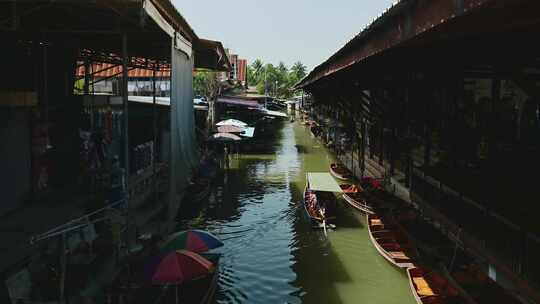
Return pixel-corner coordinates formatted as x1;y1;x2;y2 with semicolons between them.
177;121;416;304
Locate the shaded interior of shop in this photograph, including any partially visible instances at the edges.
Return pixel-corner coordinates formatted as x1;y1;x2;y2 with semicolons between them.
299;0;540;301
0;1;229;303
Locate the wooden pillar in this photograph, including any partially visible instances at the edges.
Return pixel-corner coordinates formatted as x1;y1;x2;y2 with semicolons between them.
83;60;90;94
424;89;431;167
490;74;501;160
152;63;158;206
378;120;384;166
390;125;396;176
121;33;131;252
404;87;412;187
450;74;462;168
360;119;366;177
59;233;67;303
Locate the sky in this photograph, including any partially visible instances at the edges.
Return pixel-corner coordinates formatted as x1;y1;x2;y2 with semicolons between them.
174;0;395;71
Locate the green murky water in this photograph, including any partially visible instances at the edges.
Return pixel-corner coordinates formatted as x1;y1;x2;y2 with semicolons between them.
177;120;415;304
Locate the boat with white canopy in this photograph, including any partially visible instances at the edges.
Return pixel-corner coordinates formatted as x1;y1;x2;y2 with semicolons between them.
303;172;343;231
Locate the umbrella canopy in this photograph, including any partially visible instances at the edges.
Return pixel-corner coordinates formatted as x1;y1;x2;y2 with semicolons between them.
151;250;214;285
209;133;241;142
161;229;224;253
216;119;248;127
217;125;244;133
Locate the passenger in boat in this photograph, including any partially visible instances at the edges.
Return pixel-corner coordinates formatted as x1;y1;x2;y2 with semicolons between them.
319;204;326;219
307;192;318;216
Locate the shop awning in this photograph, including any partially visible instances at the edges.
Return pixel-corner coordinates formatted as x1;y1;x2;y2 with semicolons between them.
240;127;255;138
217;97;261;108
260;109;287;118
307;172;343;193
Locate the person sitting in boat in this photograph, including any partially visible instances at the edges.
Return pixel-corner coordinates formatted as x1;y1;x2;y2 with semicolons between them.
319;205;326;219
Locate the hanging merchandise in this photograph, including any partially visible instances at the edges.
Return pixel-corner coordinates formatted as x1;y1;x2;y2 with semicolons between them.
108;154;126;204
133;141;154;174
79;105;125;192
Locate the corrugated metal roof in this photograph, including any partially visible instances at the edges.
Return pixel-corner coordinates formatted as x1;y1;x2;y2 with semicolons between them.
296;0;504;89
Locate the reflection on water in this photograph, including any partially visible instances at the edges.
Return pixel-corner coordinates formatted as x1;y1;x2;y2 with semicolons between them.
176;121;415;304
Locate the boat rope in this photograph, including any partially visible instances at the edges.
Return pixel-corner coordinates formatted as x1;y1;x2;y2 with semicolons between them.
448;227;462;272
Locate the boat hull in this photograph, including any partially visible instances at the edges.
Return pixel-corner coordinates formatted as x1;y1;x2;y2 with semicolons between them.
366;213;415;269
329;163;351;180
339;185;375;215
406;267;465;304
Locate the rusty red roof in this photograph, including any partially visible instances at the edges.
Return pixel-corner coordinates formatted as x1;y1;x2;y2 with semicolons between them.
76;63;171;78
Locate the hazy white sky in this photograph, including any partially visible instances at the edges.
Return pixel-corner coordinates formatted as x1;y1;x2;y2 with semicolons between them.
175;0;395;70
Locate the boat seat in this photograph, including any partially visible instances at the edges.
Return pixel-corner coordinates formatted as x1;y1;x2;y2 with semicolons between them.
388;251;410;260
413;277;437;297
370;218;383;226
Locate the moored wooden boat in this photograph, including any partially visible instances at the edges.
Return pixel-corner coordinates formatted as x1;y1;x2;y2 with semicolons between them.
339;184;374;214
447;265;522;304
393;209;522;304
367;213;416;268
330;163;352;180
407;266;464;304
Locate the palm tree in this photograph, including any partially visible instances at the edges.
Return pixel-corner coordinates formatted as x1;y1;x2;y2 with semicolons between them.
250;59;264;85
290;61;307;80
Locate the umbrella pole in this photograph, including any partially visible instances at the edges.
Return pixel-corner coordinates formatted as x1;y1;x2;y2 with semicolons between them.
176;284;179;304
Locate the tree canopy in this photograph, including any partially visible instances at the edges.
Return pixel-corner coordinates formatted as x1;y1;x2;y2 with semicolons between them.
247;60;307;99
194;60;308;100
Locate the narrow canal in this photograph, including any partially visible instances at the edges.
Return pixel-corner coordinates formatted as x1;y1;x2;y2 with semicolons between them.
177;121;416;304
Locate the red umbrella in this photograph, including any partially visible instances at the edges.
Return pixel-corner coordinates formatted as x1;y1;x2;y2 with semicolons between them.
151;250;214;285
150;250;215;304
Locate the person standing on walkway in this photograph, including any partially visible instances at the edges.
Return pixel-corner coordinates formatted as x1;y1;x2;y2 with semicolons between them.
224;145;230;169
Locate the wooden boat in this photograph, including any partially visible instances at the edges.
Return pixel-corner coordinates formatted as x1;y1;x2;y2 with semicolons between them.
393;209;522;304
330;163;352;180
339;184;374;214
407;266;465;304
303;172;343;229
448;265;522;304
367;213;416;268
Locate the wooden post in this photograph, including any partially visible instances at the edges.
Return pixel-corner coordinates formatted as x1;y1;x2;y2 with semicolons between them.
121;33;130;252
153;62;158;208
490;74;501;160
83;60;90;95
390;125;396;176
59;233;67;304
378;120;384;166
360;119;366;177
424;88;431;167
404;87;412;187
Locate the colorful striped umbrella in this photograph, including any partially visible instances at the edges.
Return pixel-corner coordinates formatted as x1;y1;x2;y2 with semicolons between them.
151;250;214;285
161;229;224;253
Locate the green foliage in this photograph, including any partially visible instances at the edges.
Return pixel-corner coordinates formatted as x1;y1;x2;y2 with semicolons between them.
248;59;308;99
193;71;220;99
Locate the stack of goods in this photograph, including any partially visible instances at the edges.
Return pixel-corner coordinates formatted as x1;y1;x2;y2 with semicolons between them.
133;141;154;174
